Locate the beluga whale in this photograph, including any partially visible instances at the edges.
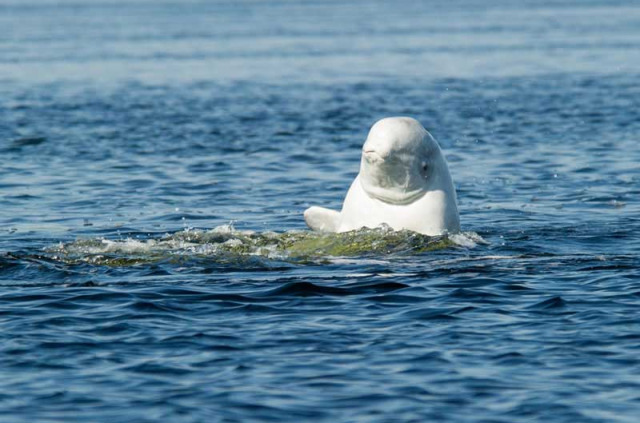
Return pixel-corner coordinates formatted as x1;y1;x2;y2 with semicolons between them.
304;117;460;236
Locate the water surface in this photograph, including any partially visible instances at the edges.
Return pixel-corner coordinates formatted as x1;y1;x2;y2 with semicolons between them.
1;1;640;422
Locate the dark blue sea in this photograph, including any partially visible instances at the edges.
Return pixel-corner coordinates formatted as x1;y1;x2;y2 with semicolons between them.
1;1;640;422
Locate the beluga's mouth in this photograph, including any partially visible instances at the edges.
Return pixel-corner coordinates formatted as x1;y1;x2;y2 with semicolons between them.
363;149;385;164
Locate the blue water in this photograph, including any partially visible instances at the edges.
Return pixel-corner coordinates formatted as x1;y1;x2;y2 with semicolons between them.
2;1;640;422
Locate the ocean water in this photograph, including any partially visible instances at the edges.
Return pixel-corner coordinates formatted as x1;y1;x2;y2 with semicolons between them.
1;1;640;422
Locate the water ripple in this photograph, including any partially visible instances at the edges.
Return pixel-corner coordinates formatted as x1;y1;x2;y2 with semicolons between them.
1;1;640;421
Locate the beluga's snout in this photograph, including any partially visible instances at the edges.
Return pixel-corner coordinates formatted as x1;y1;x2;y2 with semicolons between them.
362;148;386;164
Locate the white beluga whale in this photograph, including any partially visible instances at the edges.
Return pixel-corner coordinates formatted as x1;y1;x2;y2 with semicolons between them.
304;117;460;236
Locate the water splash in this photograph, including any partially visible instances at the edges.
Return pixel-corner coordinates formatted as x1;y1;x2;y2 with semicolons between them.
45;225;482;266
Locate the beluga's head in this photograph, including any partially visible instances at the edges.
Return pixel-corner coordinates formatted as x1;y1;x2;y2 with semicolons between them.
359;117;454;205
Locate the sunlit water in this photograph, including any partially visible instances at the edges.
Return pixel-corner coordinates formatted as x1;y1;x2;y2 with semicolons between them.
1;1;640;422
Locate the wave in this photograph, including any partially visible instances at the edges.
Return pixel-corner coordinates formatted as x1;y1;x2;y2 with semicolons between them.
43;224;484;267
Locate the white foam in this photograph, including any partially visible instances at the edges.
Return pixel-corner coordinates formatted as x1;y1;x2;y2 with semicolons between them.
450;232;487;248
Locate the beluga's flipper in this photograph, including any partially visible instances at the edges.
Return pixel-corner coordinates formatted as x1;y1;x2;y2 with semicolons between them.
304;206;341;232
